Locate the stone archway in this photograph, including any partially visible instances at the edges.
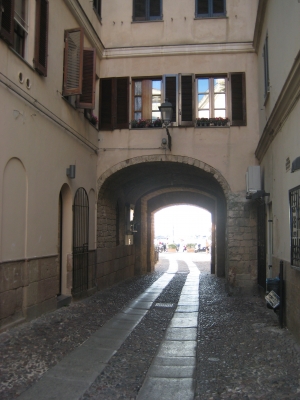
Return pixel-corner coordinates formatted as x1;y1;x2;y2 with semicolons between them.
96;155;258;295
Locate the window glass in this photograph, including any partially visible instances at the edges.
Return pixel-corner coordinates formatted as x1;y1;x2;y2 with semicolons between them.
93;0;101;18
14;0;27;57
197;76;226;118
152;80;161;119
213;0;224;14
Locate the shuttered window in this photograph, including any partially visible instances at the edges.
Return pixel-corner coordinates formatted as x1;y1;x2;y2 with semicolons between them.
77;49;96;109
133;0;162;21
34;0;49;77
99;78;129;130
196;0;226;17
164;75;177;124
63;28;84;96
230;72;246;126
179;74;194;126
0;0;15;45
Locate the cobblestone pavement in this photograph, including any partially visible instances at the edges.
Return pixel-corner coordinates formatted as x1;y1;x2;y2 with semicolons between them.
1;253;300;399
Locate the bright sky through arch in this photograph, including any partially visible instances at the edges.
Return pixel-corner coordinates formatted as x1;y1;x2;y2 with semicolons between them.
154;205;211;243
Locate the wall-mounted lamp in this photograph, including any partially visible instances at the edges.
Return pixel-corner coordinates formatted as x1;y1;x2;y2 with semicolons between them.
66;165;76;179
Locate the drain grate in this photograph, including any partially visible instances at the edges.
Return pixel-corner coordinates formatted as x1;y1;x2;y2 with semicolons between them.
154;303;174;308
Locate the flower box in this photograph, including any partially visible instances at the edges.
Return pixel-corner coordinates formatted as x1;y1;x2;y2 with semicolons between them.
131;119;162;128
196;117;229;127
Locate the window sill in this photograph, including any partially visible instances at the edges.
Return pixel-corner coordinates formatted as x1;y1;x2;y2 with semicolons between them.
194;15;227;20
196;125;230;128
8;46;36;72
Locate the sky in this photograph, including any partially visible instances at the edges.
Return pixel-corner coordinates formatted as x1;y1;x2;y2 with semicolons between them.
154;205;211;243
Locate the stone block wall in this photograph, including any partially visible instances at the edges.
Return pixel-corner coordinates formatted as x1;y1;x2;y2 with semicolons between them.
96;245;135;289
0;256;59;331
227;194;258;295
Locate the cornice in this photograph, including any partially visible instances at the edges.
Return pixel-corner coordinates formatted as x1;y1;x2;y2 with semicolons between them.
253;0;268;53
64;0;105;58
255;50;300;162
103;42;255;59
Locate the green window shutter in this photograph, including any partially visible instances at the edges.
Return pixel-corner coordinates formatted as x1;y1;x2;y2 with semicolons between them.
77;48;96;109
230;72;246;126
115;77;129;129
99;78;113;130
0;0;15;45
179;74;194;126
34;0;49;77
62;28;84;96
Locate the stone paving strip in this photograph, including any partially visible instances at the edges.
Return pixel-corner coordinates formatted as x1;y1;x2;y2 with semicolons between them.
17;263;178;400
137;260;200;400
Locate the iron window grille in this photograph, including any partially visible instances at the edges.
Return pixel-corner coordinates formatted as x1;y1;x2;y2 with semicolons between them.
290;185;300;268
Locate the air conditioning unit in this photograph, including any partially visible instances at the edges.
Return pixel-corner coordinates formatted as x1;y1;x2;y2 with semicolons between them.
246;166;261;199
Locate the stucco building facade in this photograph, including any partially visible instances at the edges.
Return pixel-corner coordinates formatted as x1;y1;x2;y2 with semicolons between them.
1;0;299;343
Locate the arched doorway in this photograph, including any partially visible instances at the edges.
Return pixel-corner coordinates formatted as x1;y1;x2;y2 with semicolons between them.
96;157;230;289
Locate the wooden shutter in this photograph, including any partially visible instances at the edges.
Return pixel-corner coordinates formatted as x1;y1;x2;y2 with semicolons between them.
99;78;113;130
115;77;129;129
179;74;194;126
0;0;14;45
133;0;146;21
34;0;49;76
230;72;246;126
77;48;96;109
164;75;177;124
63;28;84;96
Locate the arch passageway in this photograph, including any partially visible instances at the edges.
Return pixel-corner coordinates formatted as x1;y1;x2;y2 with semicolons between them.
96;157;228;288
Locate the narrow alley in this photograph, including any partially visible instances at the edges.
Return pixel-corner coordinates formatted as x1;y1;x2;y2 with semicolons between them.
1;253;300;400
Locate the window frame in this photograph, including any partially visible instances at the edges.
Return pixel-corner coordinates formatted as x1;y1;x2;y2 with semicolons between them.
131;77;162;122
196;75;227;120
93;0;101;20
263;33;270;100
34;0;49;77
195;0;226;18
133;0;162;22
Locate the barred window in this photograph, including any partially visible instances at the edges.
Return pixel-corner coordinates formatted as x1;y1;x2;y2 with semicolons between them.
290;186;300;268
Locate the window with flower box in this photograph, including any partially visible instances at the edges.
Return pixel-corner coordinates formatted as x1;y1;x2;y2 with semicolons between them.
99;72;246;130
